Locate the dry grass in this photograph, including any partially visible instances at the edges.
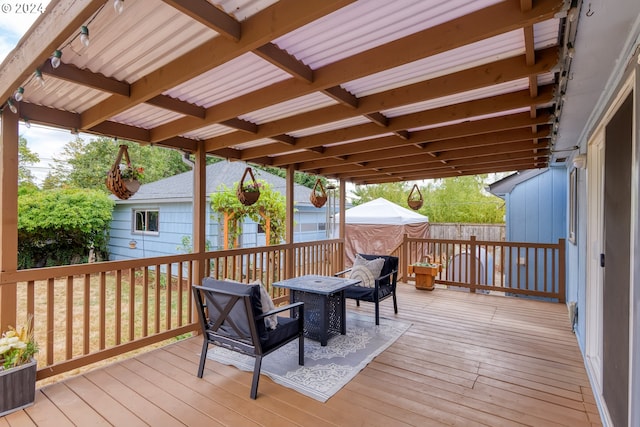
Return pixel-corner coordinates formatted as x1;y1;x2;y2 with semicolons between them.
14;271;193;385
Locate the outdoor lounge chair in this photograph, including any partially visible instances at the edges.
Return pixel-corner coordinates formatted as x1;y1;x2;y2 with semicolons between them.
336;254;399;325
192;278;304;399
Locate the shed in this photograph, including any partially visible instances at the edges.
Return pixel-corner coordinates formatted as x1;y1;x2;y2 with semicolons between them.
337;198;429;266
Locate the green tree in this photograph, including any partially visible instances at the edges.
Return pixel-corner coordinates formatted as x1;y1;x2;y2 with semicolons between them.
421;176;504;223
350;176;504;223
18;188;115;268
44;136;192;191
210;180;286;248
18;136;40;186
350;182;409;206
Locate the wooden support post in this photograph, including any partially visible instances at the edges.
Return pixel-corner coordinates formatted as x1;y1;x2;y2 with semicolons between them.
0;109;19;331
469;235;477;293
285;165;295;279
192;144;206;286
338;179;346;273
558;238;566;303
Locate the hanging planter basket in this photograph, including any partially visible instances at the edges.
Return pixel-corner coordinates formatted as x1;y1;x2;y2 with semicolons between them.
407;184;424;210
236;167;261;206
105;145;141;200
310;179;328;208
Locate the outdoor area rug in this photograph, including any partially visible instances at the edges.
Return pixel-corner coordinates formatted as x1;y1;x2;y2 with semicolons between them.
206;312;411;402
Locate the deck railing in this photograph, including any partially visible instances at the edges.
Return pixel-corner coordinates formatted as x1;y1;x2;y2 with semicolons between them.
0;239;343;380
395;235;565;302
2;234;563;381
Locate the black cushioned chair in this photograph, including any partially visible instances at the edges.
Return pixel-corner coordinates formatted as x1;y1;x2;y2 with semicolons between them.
336;254;399;325
192;278;304;399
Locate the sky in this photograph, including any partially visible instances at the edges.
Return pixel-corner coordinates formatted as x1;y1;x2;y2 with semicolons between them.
1;0;91;183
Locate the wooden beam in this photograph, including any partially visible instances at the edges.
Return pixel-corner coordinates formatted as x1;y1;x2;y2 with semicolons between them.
268;126;551;166
238;85;555;161
206;46;559;152
307;140;549;174
155;0;563;143
254;43;313;82
41;62;129;96
146;95;206;119
341;151;550;180
323;86;358;108
220;118;258;133
353;161;547;184
81;0;355;130
161;0;241;41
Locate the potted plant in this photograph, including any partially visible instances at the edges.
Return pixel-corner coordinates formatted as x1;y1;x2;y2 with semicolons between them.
119;162;144;193
0;320;38;416
236;167;261;206
408;262;440;291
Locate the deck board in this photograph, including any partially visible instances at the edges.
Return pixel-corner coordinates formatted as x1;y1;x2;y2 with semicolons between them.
5;284;602;426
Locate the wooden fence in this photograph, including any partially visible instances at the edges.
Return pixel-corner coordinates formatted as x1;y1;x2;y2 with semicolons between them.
428;223;505;241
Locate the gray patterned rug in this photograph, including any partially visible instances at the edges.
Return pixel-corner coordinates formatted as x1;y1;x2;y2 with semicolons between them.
206;312;411;402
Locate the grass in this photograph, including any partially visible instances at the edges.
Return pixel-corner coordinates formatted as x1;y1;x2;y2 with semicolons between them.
14;271;193;385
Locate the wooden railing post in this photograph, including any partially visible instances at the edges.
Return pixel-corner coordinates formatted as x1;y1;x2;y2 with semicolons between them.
0;107;19;331
401;234;408;281
469;236;477;293
558;238;566;303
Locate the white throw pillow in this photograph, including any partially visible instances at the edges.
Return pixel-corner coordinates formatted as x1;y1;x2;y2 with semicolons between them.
224;278;278;330
349;255;385;288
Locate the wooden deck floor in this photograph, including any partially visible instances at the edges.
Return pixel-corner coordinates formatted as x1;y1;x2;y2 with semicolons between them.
2;284;602;427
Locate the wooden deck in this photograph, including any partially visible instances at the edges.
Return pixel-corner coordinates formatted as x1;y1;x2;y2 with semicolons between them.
3;284;601;427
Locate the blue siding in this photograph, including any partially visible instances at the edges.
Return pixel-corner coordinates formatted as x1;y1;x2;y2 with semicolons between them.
109;201;327;260
506;167;566;242
504;167;567;296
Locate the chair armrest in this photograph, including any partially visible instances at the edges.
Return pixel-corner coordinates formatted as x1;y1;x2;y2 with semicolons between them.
334;268;352;277
257;301;304;319
373;269;398;288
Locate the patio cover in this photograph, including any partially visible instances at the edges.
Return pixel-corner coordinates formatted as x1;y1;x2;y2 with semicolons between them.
338;198;429;265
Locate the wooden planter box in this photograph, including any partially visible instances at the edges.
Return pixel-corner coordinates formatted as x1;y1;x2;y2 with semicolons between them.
0;359;37;416
408;265;440;291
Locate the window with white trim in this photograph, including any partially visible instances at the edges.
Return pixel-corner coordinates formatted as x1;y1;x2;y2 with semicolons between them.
133;209;159;234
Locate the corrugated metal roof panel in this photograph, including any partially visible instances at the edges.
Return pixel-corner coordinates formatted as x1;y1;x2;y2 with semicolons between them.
61;0;216;83
166;53;291;108
343;29;526;98
407;107;532;132
111;104;183;129
215;0;279;21
288;116;372;138
274;0;503;69
183;124;235;140
21;75;110;114
383;78;531;117
240;92;337;124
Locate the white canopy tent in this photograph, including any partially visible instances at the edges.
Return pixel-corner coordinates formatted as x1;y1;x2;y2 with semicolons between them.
337;198;430;266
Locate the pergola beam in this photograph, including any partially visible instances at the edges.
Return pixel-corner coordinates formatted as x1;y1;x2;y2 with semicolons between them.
207;46;558;153
80;0;355;129
154;0;562;143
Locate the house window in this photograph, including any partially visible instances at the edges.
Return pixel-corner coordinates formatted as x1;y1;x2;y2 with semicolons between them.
134;209;159;234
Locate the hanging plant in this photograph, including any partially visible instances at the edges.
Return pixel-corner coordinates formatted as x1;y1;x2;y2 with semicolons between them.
310;178;328;208
407;183;424;210
236;167;261;206
105;145;142;200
